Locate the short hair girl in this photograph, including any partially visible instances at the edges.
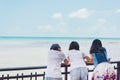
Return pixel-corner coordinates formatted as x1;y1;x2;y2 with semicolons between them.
45;44;68;80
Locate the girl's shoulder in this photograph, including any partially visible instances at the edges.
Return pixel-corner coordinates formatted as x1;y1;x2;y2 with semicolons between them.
102;47;106;50
99;47;106;52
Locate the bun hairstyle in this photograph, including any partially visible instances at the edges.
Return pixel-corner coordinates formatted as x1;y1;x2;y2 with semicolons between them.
50;44;61;51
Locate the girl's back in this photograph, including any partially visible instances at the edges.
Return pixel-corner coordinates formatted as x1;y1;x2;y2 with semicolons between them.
68;50;86;70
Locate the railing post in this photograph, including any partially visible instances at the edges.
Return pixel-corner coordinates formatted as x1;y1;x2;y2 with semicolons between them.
117;62;120;80
30;73;32;80
35;72;37;80
21;73;24;80
17;73;19;80
43;72;45;80
2;75;4;79
64;65;68;80
7;74;9;80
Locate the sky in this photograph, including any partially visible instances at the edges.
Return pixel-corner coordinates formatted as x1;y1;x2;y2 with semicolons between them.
0;0;120;38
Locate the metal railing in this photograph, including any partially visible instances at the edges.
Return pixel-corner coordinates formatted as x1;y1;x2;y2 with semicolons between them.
0;61;119;80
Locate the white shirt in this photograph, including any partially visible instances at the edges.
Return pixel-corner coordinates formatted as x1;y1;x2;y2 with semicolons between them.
68;50;87;70
45;50;66;78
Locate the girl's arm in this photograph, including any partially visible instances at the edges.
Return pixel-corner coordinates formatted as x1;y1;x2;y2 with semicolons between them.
84;54;93;64
64;58;69;65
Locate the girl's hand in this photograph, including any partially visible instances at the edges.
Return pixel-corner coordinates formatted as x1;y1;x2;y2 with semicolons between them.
58;48;61;51
108;58;111;61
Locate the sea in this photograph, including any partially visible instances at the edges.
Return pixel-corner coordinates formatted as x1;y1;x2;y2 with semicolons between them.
0;36;120;80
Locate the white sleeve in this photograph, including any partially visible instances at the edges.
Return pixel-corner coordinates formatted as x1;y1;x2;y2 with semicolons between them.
81;52;87;58
60;52;66;61
65;52;69;58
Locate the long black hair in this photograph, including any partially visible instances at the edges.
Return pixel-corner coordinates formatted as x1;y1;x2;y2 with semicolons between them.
69;41;79;50
90;39;105;54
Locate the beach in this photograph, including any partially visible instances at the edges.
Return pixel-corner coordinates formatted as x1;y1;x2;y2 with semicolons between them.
0;37;119;80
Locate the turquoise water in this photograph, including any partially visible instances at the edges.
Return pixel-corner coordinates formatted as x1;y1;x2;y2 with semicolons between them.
0;36;120;41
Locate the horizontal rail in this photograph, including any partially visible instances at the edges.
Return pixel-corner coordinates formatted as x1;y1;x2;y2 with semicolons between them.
0;66;47;72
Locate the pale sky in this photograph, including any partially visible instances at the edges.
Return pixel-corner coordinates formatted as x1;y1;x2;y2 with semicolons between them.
0;0;120;37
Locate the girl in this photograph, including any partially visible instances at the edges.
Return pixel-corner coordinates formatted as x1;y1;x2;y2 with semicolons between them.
45;44;69;80
89;39;116;80
67;41;90;80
